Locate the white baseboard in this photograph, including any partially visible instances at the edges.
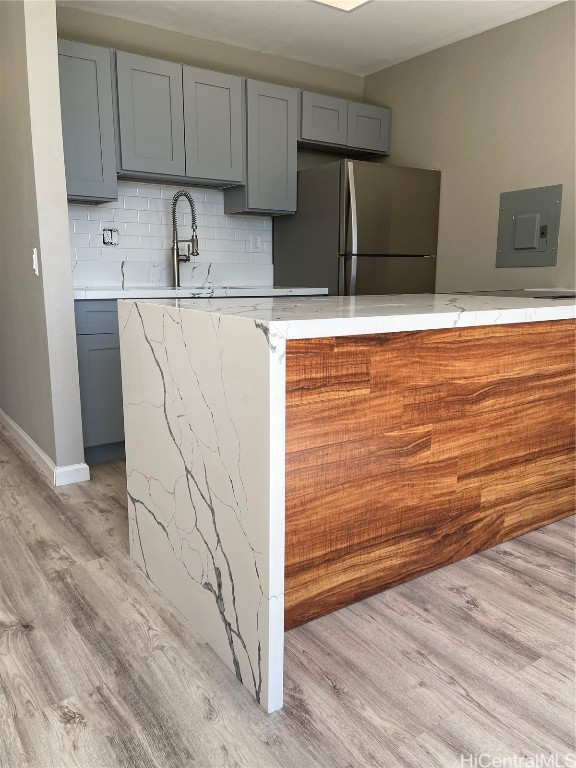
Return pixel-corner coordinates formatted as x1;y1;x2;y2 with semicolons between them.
53;462;90;486
0;408;90;487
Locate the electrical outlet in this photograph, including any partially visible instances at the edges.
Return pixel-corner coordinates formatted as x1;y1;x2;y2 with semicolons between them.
103;228;119;246
249;232;262;253
32;248;39;276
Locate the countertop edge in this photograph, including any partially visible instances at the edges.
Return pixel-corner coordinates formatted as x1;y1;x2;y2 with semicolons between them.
73;286;329;300
117;295;576;340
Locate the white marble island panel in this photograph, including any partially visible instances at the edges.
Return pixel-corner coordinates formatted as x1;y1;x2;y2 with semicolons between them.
118;293;575;712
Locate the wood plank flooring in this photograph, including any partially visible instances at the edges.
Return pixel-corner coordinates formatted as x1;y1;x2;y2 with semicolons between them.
285;321;575;628
0;424;574;767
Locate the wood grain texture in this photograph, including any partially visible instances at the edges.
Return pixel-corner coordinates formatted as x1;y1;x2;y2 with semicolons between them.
0;424;574;767
285;320;576;629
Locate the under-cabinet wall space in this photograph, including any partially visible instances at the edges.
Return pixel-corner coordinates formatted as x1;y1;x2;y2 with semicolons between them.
68;181;273;288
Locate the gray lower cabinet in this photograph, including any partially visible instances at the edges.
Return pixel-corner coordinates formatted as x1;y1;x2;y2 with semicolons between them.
115;51;186;177
183;67;243;184
58;40;118;202
224;79;297;215
76;334;124;447
347;101;391;154
75;301;125;463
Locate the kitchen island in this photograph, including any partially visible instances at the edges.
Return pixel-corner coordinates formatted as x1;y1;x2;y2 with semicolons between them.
118;293;575;712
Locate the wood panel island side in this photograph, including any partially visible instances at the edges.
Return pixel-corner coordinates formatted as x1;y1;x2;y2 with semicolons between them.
118;294;575;713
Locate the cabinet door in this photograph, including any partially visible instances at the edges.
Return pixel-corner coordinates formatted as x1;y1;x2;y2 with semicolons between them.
246;80;297;212
74;299;119;335
76;333;124;447
300;91;348;146
115;51;185;176
347;102;391;154
183;67;243;183
58;40;117;201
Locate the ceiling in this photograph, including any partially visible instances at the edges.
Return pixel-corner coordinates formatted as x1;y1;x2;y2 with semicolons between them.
58;0;565;76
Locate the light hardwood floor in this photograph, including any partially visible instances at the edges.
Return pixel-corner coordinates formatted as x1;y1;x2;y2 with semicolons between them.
0;425;574;768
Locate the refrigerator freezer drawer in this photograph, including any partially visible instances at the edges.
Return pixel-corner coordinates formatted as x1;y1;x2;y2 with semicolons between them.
341;255;436;296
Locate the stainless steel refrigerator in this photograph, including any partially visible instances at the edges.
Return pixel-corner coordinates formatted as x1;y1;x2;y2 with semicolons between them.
273;159;441;295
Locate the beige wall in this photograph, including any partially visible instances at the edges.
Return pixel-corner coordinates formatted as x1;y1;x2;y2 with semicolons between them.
364;2;575;292
0;0;56;461
0;0;85;469
56;5;364;99
27;0;86;467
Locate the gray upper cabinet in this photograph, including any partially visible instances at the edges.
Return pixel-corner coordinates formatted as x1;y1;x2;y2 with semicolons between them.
300;91;348;146
58;40;117;202
347;101;391;154
183;67;243;184
297;90;391;155
224;79;297;215
115;51;186;177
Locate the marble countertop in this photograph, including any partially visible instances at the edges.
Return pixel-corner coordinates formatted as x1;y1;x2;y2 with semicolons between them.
73;285;328;300
122;292;576;340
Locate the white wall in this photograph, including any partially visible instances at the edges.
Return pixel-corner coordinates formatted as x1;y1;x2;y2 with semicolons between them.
364;2;575;292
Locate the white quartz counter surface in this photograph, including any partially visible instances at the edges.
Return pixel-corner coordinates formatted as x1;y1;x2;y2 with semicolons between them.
73;285;328;300
123;293;576;340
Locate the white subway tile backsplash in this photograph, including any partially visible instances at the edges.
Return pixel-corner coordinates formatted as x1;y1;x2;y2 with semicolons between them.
204;215;227;228
89;207;115;221
126;248;151;261
89;233;105;248
114;208;139;223
204;239;238;252
124;196;149;210
70;233;90;248
119;183;139;196
149;198;171;212
76;247;101;260
141;236;163;250
69;180;273;288
254;253;273;264
140;185;162;199
125;223;150;237
68;205;89;219
138;210;163;225
194;202;216;215
119;235;140;249
102;248;127;262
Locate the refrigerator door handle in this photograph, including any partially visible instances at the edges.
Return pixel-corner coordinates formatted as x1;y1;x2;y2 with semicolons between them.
348;160;359;256
338;256;345;297
346;160;359;296
348;254;358;296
